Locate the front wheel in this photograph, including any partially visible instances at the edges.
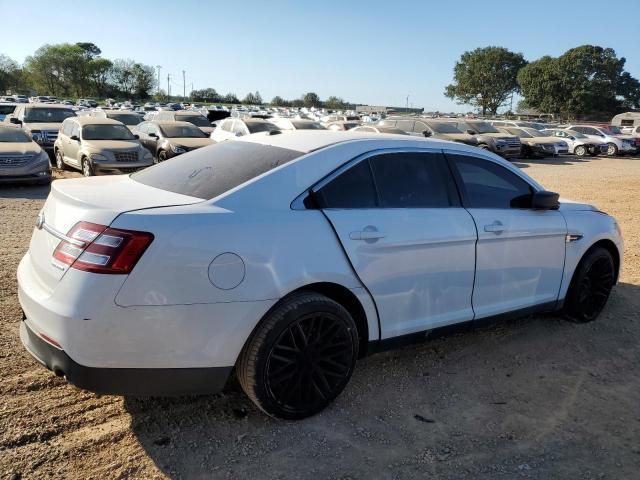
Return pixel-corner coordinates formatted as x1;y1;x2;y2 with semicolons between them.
81;157;94;177
55;149;67;170
574;145;587;157
563;247;615;323
606;143;618;156
157;150;168;162
237;292;359;420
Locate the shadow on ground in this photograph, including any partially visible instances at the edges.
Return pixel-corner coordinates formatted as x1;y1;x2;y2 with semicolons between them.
124;283;640;479
0;184;50;200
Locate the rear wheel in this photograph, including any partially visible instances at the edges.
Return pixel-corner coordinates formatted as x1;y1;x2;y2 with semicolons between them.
564;247;615;323
55;149;67;170
606;143;618;156
574;145;587;157
237;292;359;420
157;150;168;162
81;157;94;177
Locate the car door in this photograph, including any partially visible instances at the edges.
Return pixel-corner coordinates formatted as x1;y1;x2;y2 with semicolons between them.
315;150;477;339
66;122;82;167
446;152;566;319
136;123;152;152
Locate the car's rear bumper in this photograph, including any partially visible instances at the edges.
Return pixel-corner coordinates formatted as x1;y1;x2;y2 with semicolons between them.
20;319;232;396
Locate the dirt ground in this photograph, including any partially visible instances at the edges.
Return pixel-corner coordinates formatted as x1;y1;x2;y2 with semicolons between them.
1;157;639;480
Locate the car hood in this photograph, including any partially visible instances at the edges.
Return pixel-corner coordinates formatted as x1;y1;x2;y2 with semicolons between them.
169;137;215;148
522;137;560;145
437;133;477;144
198;126;215;134
83;139;141;151
558;198;598;211
0;141;42;155
23;122;63;131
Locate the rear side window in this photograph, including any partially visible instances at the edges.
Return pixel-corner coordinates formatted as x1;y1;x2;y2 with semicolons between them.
369;152;451;208
131;141;303;200
449;155;533;209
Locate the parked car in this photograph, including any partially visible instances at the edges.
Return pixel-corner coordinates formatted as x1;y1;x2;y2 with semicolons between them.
54;116;153;176
351;125;409;135
544;129;608;156
620;125;640;137
90;109;142;130
564;125;637;156
496;127;568;158
380;118;478;146
14;95;29;104
5;103;76;156
134;120;214;161
0;125;51;184
269;118;326;130
326;121;360;131
76;99;98;108
0;102;18;122
443;120;521;158
211;118;279;142
153;110;215;135
1;96;16;102
18;131;622;419
321;114;360;125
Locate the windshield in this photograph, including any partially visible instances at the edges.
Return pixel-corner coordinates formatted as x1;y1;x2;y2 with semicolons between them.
82;124;136;141
160;124;206;138
247;121;279;134
508;128;533;138
131;141;303;200
608;125;622;134
24;108;76;123
564;130;587;139
598;127;615;135
0;105;16;115
522;128;550;137
107;114;141;126
292;121;325;130
465;122;499;134
0;127;31;142
428;122;463;134
179;115;211;127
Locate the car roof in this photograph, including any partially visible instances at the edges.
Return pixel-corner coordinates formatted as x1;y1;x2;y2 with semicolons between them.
99;109;139;115
71;116;123;126
26;103;75;109
237;130;452;153
148;120;196;127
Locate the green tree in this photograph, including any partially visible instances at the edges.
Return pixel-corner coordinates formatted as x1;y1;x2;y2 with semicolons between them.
518;45;640;117
224;92;239;104
302;92;321;107
324;96;346;109
0;55;23;93
445;46;527;115
242;92;258;104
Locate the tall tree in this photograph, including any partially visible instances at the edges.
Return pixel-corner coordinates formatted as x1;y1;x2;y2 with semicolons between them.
518;45;640;117
302;92;321;107
445;46;527;115
324;96;346;109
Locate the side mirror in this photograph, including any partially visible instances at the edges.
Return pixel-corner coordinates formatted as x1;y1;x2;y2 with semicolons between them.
532;190;560;210
70;135;80;142
466;129;475;135
134;134;140;139
148;132;158;138
9;117;21;125
235;131;243;137
570;136;576;141
422;130;432;137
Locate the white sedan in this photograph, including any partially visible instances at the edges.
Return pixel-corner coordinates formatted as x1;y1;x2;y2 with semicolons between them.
18;131;623;419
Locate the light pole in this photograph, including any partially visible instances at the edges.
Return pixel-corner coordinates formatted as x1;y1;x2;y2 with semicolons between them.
156;65;162;96
182;70;186;102
406;95;409;114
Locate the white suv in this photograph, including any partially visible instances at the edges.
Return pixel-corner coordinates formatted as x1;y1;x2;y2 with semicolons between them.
565;125;636;156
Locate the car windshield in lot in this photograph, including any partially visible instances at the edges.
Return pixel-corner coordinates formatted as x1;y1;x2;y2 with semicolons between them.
505;128;534;138
462;122;500;134
24;108;76;123
179;115;210;127
82;124;136;140
522;128;550;137
608;126;623;134
0;105;16;115
160;124;207;138
246;121;279;134
292;121;325;130
427;122;464;134
564;130;587;138
107;114;141;125
131;141;303;200
0;127;31;142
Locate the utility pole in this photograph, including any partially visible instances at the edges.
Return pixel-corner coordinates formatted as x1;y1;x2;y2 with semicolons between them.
406;95;409;114
167;73;171;102
182;70;186;102
156;65;162;95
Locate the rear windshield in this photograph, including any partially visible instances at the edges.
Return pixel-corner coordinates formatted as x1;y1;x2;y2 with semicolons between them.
107;114;141;125
246;121;279;134
292;121;325;130
131;141;303;200
160;124;206;138
0;127;31;142
178;115;210;127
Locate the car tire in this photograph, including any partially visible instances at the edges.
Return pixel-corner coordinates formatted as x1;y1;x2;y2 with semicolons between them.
589;148;599;157
478;144;490;151
606;143;618;156
157;150;168;162
237;292;359;420
574;145;587;157
81;157;94;177
55;149;67;170
563;247;615;323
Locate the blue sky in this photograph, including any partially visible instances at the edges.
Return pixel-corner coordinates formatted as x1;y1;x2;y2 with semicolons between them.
4;0;640;111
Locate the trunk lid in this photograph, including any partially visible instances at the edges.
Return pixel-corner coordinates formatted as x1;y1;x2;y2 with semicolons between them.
29;175;202;289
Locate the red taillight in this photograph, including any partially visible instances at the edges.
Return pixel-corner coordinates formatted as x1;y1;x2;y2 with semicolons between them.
52;221;154;274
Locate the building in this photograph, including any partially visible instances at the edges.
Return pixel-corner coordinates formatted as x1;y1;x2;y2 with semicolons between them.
355;105;424;115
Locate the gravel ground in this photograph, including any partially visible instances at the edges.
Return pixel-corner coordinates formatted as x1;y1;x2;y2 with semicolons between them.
1;157;639;480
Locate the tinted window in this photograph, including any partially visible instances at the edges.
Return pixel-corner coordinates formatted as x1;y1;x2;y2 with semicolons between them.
369;153;451;208
246;121;278;134
132;141;303;200
160;124;206;138
395;120;414;132
316;160;377;209
62;120;73;136
450;155;533;209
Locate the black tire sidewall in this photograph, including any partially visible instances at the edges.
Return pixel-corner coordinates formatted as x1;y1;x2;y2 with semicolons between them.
240;293;359;420
564;247;614;323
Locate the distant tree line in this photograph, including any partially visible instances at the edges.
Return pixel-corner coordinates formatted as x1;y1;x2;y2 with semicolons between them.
191;88;353;109
0;42;156;100
446;45;640;119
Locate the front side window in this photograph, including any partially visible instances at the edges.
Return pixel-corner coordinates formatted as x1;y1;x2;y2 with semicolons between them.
450;155;533;209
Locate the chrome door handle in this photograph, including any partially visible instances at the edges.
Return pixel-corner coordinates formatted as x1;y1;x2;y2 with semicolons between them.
350;230;386;241
484;221;504;234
